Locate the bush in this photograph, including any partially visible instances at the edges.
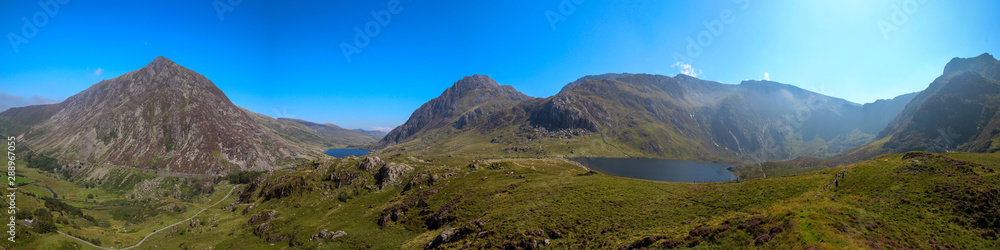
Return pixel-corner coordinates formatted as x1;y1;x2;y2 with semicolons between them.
225;171;267;184
488;162;516;170
33;208;56;233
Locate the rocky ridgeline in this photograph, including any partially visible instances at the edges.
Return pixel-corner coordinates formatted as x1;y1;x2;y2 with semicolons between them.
6;56;316;174
230;156;492;247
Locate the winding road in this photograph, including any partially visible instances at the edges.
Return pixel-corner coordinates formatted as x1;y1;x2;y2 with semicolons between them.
58;184;239;250
32;184;57;199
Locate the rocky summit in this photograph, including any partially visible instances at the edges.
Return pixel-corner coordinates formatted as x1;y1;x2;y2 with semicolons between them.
1;57;324;174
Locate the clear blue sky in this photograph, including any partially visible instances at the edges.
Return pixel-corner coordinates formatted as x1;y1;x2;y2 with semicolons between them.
1;1;997;131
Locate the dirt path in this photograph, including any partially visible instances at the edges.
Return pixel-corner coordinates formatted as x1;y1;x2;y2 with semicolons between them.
57;184;239;250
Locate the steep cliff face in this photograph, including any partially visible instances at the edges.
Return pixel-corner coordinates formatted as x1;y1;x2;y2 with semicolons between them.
377;74;532;147
873;53;1000;153
8;57;313;174
880;53;1000;140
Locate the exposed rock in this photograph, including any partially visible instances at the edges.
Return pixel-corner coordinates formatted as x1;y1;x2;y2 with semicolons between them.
189;219;200;229
425;228;457;249
330;171;362;188
6;56;311;174
529;94;601;132
255;222;272;236
242;204;255;215
357;156;385;172
466;163;481;170
378;74;532;148
379;204;409;229
375;163;414;189
330;230;347;239
311;229;347;241
425;227;475;249
248;210;277;226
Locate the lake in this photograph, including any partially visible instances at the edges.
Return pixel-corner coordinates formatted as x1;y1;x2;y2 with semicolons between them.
324;148;370;158
572;157;738;183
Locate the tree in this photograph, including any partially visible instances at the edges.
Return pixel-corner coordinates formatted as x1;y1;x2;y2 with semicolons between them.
87;194;94;199
33;208;56;233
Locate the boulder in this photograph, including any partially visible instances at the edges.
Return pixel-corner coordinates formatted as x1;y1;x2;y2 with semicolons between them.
425;228;457;249
466;163;481;170
312;229;347;241
375;162;414;189
357;156;385;172
248;210;277;226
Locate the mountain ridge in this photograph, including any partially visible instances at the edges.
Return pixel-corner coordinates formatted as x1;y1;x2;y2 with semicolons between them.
377;72;915;163
378;74;532;147
0;57;370;174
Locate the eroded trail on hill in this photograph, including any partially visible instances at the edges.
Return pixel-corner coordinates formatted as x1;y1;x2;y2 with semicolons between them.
57;184;239;250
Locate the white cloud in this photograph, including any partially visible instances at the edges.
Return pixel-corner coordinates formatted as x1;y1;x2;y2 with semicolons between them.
764;72;770;81
671;62;701;78
370;126;395;132
94;68;103;76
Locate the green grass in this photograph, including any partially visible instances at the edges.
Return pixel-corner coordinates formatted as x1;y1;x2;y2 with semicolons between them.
7;149;1000;249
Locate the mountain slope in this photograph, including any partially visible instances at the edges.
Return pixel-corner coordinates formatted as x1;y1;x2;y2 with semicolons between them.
0;57;325;174
875;53;1000;154
743;53;1000;178
377;74;532;147
276;117;381;147
378;73;911;163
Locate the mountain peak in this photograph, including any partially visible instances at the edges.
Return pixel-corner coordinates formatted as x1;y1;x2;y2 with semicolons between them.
943;53;999;77
451;74;500;92
975;52;996;61
149;56;178;67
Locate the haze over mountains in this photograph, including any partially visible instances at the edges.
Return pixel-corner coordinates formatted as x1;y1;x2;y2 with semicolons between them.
867;53;1000;155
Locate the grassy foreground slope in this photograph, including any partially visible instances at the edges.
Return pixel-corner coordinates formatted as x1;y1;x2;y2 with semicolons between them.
11;151;983;249
6;149;999;249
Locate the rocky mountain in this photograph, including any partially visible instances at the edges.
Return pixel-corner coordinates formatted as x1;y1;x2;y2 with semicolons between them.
0;57;343;174
377;73;914;163
875;53;1000;153
377;74;532;147
276;118;381;146
558;72;634;93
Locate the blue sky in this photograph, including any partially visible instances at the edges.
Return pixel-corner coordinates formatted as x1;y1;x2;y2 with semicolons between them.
1;1;997;131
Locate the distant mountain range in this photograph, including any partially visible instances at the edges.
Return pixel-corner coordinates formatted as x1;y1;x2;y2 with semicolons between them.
0;57;379;174
3;53;995;175
375;53;999;164
376;70;922;163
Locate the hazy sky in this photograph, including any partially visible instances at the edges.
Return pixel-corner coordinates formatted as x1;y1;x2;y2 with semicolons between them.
1;1;997;131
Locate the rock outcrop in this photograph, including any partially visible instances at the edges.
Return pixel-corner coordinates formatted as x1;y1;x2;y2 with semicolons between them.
375;163;413;189
357;156;385;172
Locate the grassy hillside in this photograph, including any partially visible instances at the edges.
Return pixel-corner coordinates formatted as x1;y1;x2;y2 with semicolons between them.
246;110;378;150
11;148;999;249
380;74;915;165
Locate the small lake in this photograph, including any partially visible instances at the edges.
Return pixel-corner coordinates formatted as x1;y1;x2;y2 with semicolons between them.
573;158;737;183
324;148;370;158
